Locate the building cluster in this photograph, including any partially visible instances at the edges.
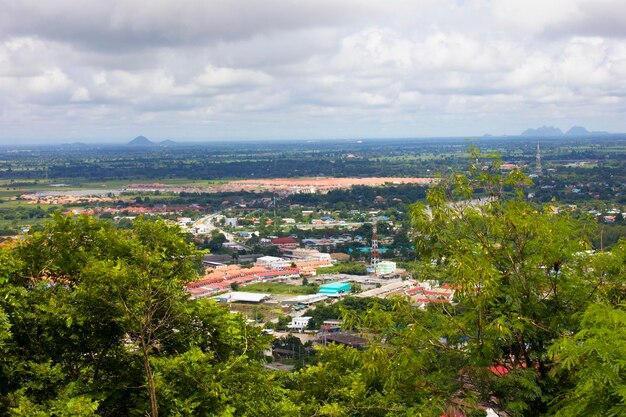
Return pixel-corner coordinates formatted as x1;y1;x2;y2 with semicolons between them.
358;279;456;308
214;282;352;315
186;249;335;298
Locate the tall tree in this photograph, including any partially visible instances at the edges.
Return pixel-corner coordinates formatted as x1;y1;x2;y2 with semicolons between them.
409;148;603;415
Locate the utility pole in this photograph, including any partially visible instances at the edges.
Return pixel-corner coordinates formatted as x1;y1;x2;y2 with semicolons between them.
536;142;543;177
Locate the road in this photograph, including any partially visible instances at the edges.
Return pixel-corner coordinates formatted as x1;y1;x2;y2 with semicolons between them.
193;213;239;243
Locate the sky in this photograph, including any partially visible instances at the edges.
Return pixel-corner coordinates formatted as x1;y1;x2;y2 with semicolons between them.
1;0;626;143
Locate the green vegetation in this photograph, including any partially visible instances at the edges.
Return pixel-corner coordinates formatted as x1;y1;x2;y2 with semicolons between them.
241;282;319;295
316;262;368;275
0;215;282;416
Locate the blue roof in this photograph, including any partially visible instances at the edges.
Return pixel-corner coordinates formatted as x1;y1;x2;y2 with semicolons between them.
357;246;389;253
320;282;349;289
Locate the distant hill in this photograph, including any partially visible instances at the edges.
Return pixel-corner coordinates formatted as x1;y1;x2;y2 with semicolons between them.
522;126;563;137
566;126;590;136
522;125;611;137
159;139;178;146
566;126;609;136
128;136;154;146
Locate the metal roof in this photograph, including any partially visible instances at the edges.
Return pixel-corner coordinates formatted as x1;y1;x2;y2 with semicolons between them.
222;292;271;303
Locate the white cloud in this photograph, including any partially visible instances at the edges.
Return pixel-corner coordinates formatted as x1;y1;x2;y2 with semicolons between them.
0;0;625;141
194;65;272;89
70;87;91;102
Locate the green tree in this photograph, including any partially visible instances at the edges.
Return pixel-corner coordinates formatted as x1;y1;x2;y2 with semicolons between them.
0;214;288;417
80;218;197;417
408;148;604;415
549;302;626;417
292;298;462;416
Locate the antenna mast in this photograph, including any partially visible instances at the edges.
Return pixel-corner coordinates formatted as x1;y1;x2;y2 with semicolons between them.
370;223;380;272
536;142;543;177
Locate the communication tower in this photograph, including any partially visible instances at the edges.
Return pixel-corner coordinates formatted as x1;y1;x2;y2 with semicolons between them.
536;142;543;177
370;223;380;271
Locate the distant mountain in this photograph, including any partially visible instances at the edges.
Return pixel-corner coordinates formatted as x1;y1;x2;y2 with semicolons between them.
128;136;154;146
522;125;612;137
566;126;590;136
566;126;610;136
159;139;178;146
522;126;563;137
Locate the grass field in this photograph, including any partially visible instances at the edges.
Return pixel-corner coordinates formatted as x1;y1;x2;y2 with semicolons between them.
240;282;319;295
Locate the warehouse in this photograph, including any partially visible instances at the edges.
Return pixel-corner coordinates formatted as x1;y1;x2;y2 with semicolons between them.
318;282;351;297
219;292;271;304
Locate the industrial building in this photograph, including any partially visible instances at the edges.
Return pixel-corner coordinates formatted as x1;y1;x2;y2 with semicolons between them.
282;294;328;306
318;282;351;297
218;292;271;304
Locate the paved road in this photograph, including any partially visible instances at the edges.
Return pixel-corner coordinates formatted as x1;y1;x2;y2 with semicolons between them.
194;214;240;243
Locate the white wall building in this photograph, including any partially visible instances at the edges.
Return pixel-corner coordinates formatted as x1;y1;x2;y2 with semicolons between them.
255;256;291;270
287;316;312;332
376;261;397;275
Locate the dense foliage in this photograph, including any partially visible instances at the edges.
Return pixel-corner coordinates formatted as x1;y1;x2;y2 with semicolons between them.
0;215;283;416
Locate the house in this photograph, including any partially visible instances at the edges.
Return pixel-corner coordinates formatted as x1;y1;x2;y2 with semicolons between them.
319;333;367;349
271;237;299;250
287;316;312;332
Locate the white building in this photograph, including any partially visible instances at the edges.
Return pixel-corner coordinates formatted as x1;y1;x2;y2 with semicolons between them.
376;261;397;275
287;316;312;332
177;217;193;227
220;292;271;304
193;225;209;234
283;248;333;262
255;256;291;270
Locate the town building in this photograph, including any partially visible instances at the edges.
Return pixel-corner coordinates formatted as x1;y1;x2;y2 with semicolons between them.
318;282;351;297
256;256;291;270
287;316;312;332
282;294;328;306
271;237;299;250
219;292;271;304
282;248;333;262
375;260;397;275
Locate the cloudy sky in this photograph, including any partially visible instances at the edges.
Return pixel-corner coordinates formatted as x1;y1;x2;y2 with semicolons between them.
1;0;625;143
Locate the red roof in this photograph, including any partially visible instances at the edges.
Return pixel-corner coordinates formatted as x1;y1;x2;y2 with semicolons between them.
271;237;298;244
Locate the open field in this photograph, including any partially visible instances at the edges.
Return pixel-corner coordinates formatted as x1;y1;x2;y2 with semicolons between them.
214;176;438;193
240;282;318;295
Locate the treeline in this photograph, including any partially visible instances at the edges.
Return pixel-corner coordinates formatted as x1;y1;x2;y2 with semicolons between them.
1;158;440;181
288;184;428;209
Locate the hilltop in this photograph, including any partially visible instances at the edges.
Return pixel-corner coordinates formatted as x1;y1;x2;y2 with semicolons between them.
522;125;610;137
128;135;154;146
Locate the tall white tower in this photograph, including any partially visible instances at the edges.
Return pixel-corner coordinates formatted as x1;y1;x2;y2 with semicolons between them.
536;142;543;177
370;223;380;272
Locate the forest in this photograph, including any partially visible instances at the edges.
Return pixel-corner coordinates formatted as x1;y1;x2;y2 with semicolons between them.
1;157;624;417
